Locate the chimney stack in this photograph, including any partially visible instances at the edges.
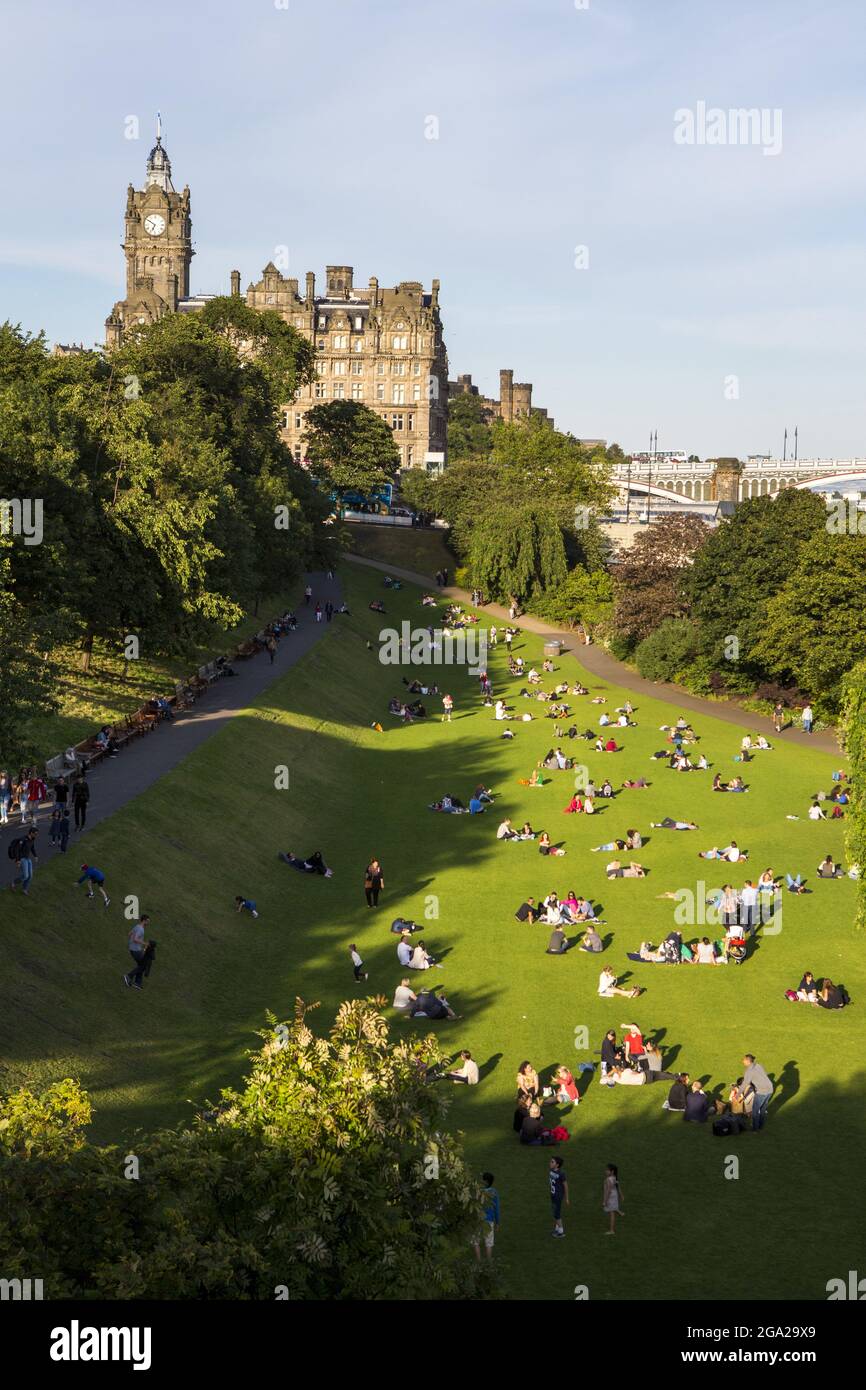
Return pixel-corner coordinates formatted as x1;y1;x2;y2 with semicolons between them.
230;269;241;297
305;271;316;305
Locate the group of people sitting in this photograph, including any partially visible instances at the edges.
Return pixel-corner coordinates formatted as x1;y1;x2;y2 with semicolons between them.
598;1024;664;1083
513;1061;579;1144
563;779;614;813
785;972;850;1009
388;696;427;721
712;773;747;792
430;785;494;815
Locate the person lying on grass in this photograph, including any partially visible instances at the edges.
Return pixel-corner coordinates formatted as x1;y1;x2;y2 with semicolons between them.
651;817;699;831
622;778;650;789
404;986;459;1020
699;841;747;862
279;850;333;876
606;859;646;878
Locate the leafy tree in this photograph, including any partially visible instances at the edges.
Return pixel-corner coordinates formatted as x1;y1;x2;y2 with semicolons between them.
633;617;702;683
469;505;568;605
841;661;866;931
397;467;441;520
0;543;61;765
447;392;493;462
612;514;710;644
751;532;866;711
200;295;316;406
0;1001;499;1300
530;567;613;635
304;400;401;503
683;490;827;672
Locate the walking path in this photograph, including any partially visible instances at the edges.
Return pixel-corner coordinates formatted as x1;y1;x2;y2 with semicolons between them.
347;554;841;753
5;572;343;879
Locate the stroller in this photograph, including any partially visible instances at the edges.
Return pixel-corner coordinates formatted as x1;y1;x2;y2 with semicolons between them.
726;937;747;965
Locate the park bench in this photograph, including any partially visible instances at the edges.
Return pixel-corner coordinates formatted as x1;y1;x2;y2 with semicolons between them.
44;753;67;784
74;735;106;770
128;708;158;737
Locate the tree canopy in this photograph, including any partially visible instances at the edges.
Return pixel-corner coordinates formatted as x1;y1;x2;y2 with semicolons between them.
304;400;401;502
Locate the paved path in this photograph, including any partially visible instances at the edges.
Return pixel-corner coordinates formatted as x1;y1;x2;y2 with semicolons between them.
5;572;343;879
347;554;841;753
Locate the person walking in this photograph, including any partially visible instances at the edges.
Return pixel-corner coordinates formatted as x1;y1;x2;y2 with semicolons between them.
442;693;454;723
304;584;312;606
364;859;384;907
0;770;11;825
76;863;110;907
349;943;368;982
801;703;813;735
124;914;150;989
442;568;448;586
472;1173;500;1260
773;702;784;734
53;775;69;812
742;1053;774;1131
315;602;323;623
549;1156;569;1238
603;1163;624;1235
25;770;47;825
72;775;90;832
9;826;38;895
325;600;333;622
58;807;71;854
266;635;277;665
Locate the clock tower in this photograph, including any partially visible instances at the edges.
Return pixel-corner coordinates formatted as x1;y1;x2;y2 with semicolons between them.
105;119;194;347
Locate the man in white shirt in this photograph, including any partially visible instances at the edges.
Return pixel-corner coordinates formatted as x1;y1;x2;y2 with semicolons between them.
497;819;516;839
740;880;758;932
445;1050;479;1084
397;934;413;967
722;842;742;862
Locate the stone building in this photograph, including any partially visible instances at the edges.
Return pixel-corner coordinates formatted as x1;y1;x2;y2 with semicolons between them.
246;262;449;472
105;130;448;471
448;368;554;429
104;128;198;347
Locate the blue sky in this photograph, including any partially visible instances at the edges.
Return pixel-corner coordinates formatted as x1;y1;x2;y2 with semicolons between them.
2;0;865;458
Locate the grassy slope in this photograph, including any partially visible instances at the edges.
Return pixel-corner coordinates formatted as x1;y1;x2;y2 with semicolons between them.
344;522;456;576
19;588;301;762
1;566;864;1302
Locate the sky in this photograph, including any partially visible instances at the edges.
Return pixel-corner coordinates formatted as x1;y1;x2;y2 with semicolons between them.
1;0;865;460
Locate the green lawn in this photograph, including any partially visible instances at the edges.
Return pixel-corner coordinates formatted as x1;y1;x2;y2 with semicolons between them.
344;521;456;576
2;565;864;1301
18;587;302;764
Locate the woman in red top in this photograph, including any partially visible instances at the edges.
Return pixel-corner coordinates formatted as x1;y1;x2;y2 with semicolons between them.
555;1066;579;1106
604;738;618;752
622;1025;645;1066
563;795;582;814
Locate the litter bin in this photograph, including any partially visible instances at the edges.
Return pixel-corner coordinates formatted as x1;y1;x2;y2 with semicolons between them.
543;640;563;660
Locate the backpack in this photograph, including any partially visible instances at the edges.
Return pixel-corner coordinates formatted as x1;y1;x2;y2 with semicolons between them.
7;836;27;862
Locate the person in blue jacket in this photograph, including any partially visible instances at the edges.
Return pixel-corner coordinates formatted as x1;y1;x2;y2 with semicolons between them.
76;863;110;907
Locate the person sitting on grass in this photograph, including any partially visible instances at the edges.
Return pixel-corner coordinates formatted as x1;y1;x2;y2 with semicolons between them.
393;978;418;1011
808;801;827;820
235;896;259;918
817;854;842;879
693;936;722;965
598;967;640;999
563;793;583;814
546;924;568;955
554;1065;580;1106
817;978;849;1010
497;818;518;840
580;925;604;953
794;970;819;1003
409;939;441;970
664;1073;690;1112
515;897;540;923
444;1050;479;1084
683;1081;712;1123
539;831;566;856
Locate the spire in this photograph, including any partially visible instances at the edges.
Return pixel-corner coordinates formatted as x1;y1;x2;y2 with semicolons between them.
146;114;174;192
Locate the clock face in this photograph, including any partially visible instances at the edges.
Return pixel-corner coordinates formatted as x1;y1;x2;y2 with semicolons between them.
143;213;166;236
